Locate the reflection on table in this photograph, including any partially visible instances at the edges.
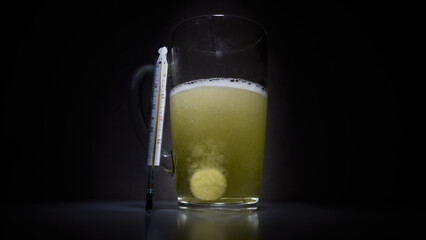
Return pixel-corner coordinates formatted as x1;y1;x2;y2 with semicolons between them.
175;211;261;240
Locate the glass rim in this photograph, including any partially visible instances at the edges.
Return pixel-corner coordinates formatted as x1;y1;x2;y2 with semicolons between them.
171;14;267;34
170;14;268;53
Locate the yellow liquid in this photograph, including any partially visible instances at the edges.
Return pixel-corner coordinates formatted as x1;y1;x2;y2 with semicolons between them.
170;78;267;203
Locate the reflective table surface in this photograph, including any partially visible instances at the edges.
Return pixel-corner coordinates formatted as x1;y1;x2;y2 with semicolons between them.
6;201;413;239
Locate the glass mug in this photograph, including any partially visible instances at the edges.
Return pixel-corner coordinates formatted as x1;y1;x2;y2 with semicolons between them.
130;14;268;210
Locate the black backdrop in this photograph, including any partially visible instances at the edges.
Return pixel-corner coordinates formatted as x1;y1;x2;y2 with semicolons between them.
4;1;408;205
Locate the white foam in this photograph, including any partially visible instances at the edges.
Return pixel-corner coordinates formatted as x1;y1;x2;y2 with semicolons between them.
170;78;268;97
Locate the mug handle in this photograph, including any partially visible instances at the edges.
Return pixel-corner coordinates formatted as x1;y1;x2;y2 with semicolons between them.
129;64;175;177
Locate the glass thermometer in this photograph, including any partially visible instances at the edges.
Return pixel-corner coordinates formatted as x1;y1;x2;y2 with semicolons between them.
146;46;168;211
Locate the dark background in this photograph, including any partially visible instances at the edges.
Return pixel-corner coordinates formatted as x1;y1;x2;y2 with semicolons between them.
4;1;409;205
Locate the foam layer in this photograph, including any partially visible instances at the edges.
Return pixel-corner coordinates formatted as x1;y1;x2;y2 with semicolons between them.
170;78;268;97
